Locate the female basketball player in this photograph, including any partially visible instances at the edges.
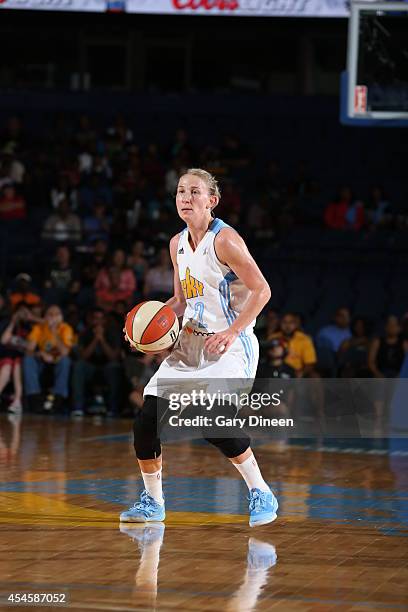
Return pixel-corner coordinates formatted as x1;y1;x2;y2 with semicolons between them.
120;169;278;527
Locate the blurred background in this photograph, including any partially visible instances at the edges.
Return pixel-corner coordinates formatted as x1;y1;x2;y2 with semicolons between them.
0;1;407;417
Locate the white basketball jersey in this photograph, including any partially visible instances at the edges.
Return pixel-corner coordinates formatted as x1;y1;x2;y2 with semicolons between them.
176;218;255;335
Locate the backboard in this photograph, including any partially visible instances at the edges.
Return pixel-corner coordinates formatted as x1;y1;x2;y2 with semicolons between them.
341;1;408;126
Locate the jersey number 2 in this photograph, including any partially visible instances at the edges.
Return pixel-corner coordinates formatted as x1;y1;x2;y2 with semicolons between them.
193;302;207;329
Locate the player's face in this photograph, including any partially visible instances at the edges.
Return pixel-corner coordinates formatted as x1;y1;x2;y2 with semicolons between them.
176;175;214;223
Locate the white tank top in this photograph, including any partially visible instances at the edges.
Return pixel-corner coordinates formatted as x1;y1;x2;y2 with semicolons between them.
176;218;255;334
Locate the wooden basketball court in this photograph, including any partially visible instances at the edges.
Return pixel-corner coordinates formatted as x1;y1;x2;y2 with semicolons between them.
1;414;407;611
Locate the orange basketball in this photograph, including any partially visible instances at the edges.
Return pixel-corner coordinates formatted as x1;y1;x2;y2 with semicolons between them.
125;301;179;353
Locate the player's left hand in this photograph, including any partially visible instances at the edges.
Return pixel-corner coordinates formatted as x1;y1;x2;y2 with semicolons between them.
204;329;238;355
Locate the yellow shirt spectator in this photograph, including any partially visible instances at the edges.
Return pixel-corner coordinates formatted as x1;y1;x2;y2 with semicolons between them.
28;322;74;357
272;330;317;372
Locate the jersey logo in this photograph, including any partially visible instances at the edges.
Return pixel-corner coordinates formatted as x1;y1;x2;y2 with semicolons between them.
178;247;184;254
181;267;204;299
203;247;208;255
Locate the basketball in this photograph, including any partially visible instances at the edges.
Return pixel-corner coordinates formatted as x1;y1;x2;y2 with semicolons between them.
125;301;179;353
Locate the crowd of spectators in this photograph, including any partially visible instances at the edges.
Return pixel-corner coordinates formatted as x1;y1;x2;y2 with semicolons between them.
0;114;406;245
1;287;407;419
0;114;407;419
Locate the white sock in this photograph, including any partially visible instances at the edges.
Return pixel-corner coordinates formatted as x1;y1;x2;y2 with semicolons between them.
233;454;271;493
141;469;164;505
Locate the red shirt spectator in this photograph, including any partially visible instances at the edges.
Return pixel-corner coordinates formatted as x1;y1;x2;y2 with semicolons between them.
95;248;136;310
0;185;26;220
324;186;352;230
324;200;348;229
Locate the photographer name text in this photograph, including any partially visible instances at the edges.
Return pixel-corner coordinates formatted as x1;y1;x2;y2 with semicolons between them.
168;415;294;428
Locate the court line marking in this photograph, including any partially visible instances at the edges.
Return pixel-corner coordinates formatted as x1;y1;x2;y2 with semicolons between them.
0;492;254;527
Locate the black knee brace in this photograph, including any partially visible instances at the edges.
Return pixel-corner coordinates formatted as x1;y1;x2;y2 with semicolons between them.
203;399;250;458
133;395;168;460
205;436;250;458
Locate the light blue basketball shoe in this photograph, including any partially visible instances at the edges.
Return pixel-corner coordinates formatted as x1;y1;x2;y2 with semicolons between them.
248;488;278;527
120;490;165;523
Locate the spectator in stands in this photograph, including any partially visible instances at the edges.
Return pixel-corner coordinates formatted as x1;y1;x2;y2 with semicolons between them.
165;157;187;196
272;312;317;377
95;248;136;311
146;186;173;221
43;244;80;307
9;273;41;311
91;238;109;270
258;308;280;346
265;309;281;337
50;175;78;211
366;186;392;227
77;239;109;309
368;315;406;430
97;153;113;179
324;186;352;230
79;174;113;214
338;316;372;377
127;240;148;290
0;304;40;413
0;184;26;221
368;315;405;379
23;305;75;412
143;247;173;301
42;197;82;242
257;338;295;379
1;143;25;184
106;114;134;152
64;302;84;337
83;201;111;243
109;299;128;332
71;308;122;416
252;339;295;434
80;151;112;180
0;116;26;152
78;148;93;176
316;307;352;353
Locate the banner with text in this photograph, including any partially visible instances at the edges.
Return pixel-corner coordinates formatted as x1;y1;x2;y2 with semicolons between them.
0;0;348;14
127;0;349;18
